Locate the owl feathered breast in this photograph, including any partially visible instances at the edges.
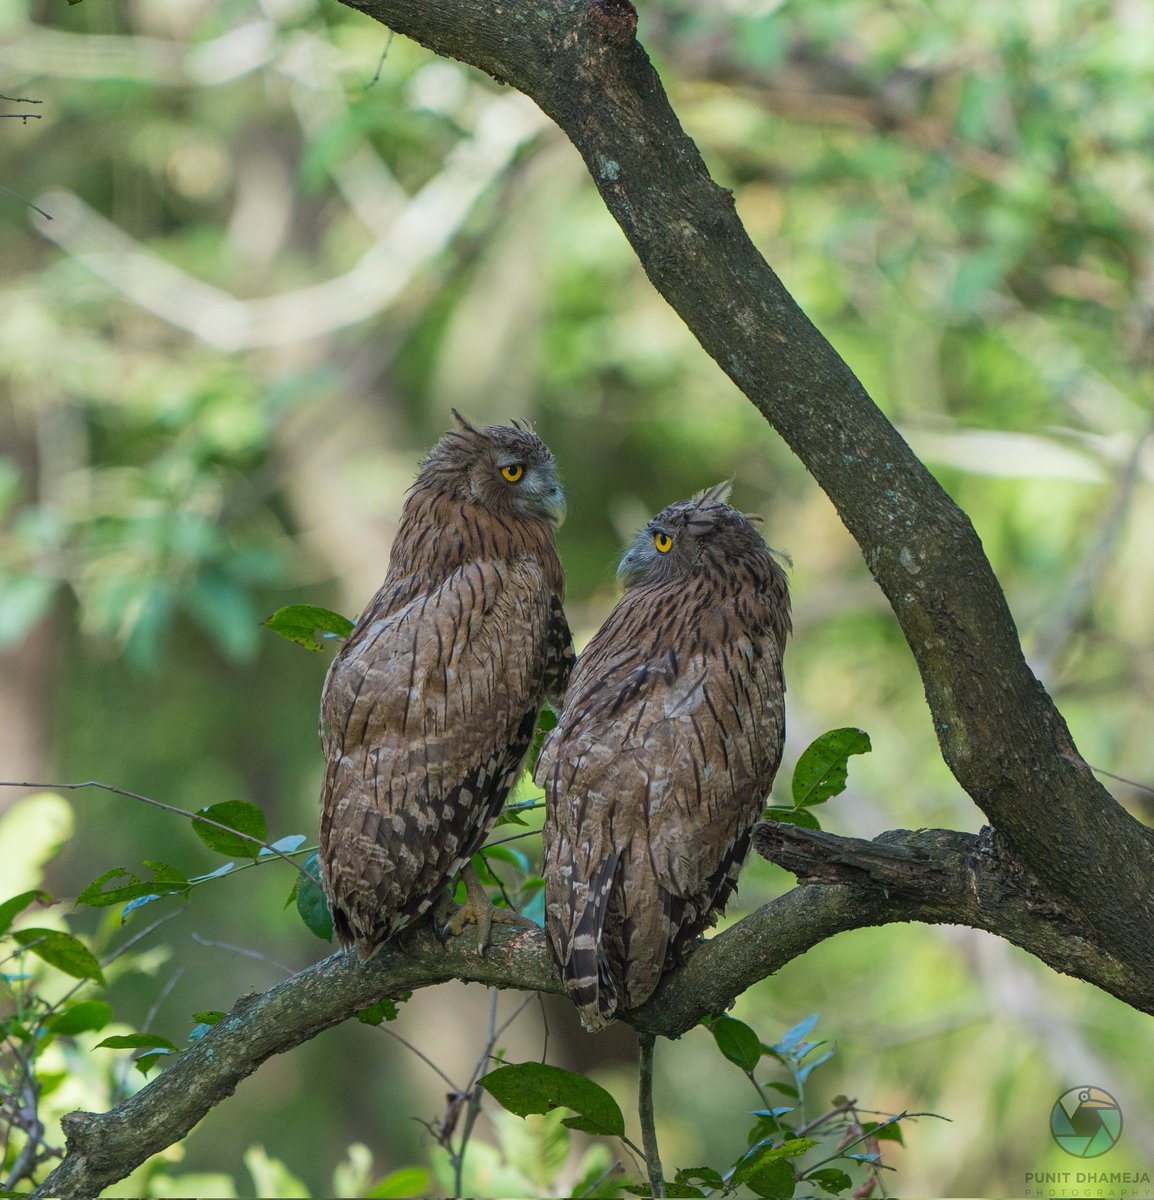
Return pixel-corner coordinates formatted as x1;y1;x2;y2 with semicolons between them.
536;488;790;1029
320;418;573;957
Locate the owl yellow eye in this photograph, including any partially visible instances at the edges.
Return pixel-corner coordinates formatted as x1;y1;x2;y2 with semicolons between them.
500;463;524;483
654;531;672;553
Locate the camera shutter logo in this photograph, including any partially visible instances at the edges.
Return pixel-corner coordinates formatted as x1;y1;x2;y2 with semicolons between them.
1050;1086;1123;1158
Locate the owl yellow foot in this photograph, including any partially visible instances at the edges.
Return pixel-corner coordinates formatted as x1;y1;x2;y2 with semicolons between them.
439;862;534;953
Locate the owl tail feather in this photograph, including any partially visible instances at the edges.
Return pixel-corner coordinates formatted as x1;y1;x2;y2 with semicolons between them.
563;853;620;1032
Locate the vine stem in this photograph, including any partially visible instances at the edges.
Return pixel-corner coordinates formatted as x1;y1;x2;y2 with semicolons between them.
638;1032;665;1198
0;779;313;883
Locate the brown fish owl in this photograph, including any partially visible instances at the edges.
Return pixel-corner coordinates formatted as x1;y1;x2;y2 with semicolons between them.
319;414;573;957
536;485;790;1029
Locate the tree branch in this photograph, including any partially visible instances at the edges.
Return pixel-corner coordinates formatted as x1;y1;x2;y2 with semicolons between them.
37;817;1153;1198
334;0;1154;966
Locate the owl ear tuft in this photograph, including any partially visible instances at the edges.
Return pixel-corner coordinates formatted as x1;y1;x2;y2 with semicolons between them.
450;409;478;433
694;480;733;505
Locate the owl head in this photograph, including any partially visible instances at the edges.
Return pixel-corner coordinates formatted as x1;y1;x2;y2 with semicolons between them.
419;411;567;528
617;482;777;587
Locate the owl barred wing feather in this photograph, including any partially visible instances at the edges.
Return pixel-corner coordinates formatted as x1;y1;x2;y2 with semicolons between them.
319;419;570;959
539;490;789;1029
321;558;554;955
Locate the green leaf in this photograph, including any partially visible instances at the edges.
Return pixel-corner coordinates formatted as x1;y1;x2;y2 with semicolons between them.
77;863;189;909
478;1062;625;1138
365;1167;434;1198
294;851;333;942
862;1118;904;1144
94;1033;178;1051
262;604;353;652
790;728;871;808
46;1000;113;1036
134;1048;174;1075
675;1167;724;1189
743;1159;796;1200
0;889;52;936
193;1010;226;1025
357;998;400;1026
12;928;106;985
704;1013;763;1072
806;1167;853;1194
528;706;558;773
732;1138;818;1199
760;806;822;831
795;1046;835;1083
192;801;268;858
482;843;530;873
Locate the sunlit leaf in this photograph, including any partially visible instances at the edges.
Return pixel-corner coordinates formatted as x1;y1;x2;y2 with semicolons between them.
478;1062;625;1137
262;604;354;652
365;1167;434;1198
192;801;268;858
189;863;236;883
790;729;871;808
12;928;105;985
732;1138;816;1198
259;834;308;858
774;1014;819;1054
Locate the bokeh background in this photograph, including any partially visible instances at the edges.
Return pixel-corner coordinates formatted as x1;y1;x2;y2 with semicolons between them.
3;0;1154;1195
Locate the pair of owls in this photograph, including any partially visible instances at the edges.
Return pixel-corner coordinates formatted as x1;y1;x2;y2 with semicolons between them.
318;415;791;1030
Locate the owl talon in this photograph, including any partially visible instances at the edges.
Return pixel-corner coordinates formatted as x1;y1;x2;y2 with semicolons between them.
442;863;534;953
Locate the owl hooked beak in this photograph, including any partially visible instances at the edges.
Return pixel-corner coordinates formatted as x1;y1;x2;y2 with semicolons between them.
525;473;567;529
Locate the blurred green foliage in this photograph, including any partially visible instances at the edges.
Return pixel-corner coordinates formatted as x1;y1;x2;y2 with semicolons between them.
2;0;1154;1194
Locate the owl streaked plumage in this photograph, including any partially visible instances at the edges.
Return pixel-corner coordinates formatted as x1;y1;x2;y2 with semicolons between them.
319;414;573;958
536;484;791;1029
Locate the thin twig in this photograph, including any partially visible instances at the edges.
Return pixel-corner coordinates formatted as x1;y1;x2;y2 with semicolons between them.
378;1027;458;1092
1092;766;1154;797
0;780;313;883
452;988;500;1198
366;29;395;88
0;184;51;218
189;933;295;976
638;1032;665;1198
111;969;186;1105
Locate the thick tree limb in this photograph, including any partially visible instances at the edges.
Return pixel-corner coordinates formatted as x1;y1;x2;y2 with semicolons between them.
332;0;1154;968
37;820;1152;1199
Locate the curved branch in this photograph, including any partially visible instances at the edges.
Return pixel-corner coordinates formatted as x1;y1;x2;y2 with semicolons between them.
334;0;1154;971
37;818;1153;1198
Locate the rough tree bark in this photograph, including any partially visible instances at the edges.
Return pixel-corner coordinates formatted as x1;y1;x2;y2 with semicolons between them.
34;1;1154;1196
